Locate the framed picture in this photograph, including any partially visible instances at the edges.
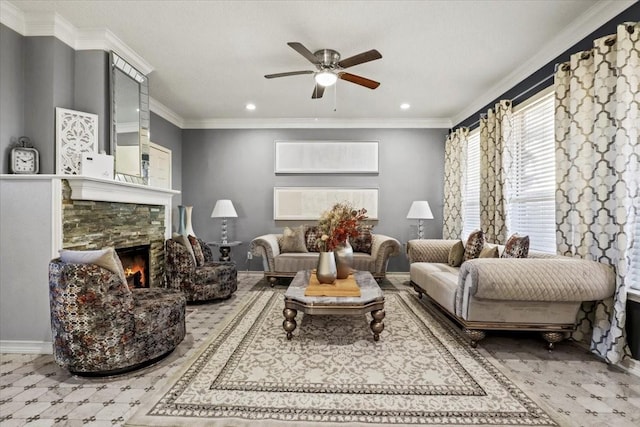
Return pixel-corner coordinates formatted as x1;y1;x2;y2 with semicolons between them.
274;187;379;220
55;107;99;175
274;141;379;174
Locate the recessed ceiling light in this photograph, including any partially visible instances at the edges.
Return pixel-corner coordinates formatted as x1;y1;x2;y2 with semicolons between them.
400;103;410;110
245;103;256;111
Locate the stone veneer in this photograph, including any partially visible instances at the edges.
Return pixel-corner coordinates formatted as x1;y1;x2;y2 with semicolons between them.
61;180;166;287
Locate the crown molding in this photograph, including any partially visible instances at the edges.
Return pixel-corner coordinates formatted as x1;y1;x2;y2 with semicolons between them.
150;97;185;129
0;1;153;75
0;0;25;34
182;117;451;129
450;0;637;126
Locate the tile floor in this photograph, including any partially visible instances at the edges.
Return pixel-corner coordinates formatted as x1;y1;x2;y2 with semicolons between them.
1;272;639;426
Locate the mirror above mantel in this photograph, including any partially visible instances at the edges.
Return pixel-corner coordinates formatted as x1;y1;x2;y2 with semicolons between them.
110;51;150;185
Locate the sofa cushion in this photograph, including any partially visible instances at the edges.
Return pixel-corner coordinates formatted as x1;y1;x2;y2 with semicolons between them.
463;229;485;261
275;252;319;272
502;234;529;258
448;240;465;267
188;235;205;266
351;225;373;254
305;226;321;252
281;226;308;253
479;244;499;258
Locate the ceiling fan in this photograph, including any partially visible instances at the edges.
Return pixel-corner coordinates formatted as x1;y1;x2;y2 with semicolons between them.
265;42;382;99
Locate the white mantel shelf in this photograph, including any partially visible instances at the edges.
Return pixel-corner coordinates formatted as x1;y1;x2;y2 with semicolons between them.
1;174;180;205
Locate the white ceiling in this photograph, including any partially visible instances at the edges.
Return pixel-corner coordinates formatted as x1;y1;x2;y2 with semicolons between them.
3;0;634;128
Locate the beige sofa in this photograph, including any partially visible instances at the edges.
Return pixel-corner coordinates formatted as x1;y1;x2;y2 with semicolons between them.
407;239;616;348
250;233;401;286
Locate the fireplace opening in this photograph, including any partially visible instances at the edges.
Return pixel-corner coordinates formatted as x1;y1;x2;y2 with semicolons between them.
116;244;150;288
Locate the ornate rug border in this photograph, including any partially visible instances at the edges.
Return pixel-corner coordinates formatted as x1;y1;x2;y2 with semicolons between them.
126;289;562;427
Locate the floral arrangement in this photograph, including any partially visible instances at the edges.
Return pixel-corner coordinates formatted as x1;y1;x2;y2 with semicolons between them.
316;202;368;252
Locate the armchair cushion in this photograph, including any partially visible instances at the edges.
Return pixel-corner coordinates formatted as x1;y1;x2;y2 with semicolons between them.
188;235;205;266
172;233;196;263
59;247;127;286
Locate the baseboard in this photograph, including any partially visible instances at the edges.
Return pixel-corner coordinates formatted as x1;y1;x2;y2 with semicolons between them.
0;340;52;354
619;357;640;377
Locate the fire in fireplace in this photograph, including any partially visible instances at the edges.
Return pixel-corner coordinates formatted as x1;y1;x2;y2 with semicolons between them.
116;244;150;288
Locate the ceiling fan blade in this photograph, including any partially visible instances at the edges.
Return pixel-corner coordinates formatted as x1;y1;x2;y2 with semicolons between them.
339;72;380;89
287;42;320;65
337;49;382;69
311;83;325;99
265;70;314;79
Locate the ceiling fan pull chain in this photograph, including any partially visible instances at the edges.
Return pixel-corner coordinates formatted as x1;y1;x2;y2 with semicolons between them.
334;83;338;112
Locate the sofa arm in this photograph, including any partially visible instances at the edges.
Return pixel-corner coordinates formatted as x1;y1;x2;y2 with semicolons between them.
459;258;616;302
250;234;281;272
406;239;458;264
371;234;401;274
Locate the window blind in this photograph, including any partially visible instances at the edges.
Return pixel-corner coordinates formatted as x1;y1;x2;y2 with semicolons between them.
630;215;640;290
509;91;556;253
462;130;481;240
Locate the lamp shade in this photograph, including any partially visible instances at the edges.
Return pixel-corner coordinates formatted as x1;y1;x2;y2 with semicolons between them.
211;199;238;218
406;201;434;219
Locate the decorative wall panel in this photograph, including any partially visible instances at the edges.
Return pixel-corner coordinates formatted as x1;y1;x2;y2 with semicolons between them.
274;187;379;220
274;141;378;174
55;108;99;175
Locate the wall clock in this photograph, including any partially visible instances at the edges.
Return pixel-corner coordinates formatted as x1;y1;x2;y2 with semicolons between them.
10;137;39;174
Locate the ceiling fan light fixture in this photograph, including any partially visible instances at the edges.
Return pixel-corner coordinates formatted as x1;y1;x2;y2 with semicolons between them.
315;70;338;87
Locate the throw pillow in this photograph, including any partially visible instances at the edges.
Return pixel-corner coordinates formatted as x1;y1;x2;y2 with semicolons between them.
59;247;128;286
281;226;308;253
188;235;206;266
351;225;374;254
502;233;530;258
172;233;196;264
305;225;321;252
448;240;465;267
463;229;485;261
479;243;499;258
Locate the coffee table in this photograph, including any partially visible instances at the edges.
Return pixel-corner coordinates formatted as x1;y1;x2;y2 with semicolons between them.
282;270;386;341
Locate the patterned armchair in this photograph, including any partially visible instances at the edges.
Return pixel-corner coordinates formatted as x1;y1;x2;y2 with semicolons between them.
165;237;238;302
49;259;186;375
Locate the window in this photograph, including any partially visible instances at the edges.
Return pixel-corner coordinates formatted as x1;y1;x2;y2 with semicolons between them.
509;89;556;253
462;130;480;240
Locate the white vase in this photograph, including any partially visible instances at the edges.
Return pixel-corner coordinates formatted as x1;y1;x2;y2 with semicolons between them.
178;205;196;237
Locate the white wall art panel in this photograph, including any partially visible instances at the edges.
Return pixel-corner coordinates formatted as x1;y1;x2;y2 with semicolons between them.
274;141;378;174
274;187;379;220
55;108;99;175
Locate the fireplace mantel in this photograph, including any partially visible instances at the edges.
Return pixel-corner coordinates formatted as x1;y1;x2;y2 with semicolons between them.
64;176;180;205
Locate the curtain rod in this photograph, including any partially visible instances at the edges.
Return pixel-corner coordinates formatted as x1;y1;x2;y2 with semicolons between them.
459;72;555;131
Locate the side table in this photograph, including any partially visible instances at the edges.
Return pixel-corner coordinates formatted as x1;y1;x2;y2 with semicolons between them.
206;241;242;262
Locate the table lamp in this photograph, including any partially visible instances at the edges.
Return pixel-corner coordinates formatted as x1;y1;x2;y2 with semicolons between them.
211;199;238;244
406;201;433;239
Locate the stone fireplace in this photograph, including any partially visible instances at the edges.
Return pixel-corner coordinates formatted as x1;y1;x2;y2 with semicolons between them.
60;179;175;288
117;244;151;288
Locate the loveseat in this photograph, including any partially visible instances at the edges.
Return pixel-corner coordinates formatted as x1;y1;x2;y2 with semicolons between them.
250;226;401;286
407;238;616;348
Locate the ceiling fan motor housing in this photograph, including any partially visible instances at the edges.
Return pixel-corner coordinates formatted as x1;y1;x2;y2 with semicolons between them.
314;49;341;69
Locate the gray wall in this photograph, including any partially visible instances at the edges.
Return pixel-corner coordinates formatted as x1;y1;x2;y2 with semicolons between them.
150;112;183;211
182;128;447;272
0;26;111;173
0;24;25;171
74;50;110;152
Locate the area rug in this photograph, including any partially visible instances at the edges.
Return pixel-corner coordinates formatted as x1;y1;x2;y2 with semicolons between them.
127;290;560;426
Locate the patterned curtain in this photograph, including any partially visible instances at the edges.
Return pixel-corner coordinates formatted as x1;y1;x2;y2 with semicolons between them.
555;22;639;364
442;128;469;239
479;100;513;244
